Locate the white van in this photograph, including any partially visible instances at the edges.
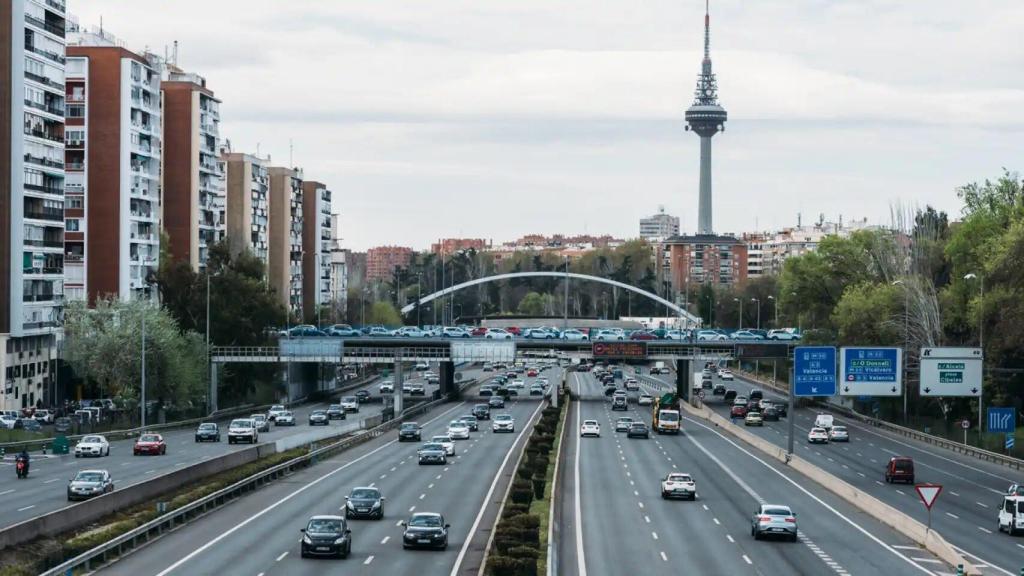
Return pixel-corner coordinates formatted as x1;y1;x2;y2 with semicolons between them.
814;414;834;430
997;495;1024;535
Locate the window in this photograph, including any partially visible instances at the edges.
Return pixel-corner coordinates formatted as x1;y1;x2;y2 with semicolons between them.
66;197;83;209
67;104;84;118
66;219;79;231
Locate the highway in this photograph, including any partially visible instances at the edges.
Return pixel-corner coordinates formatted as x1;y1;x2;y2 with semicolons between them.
94;370;556;576
0;366;485;530
644;367;1023;576
559;370;955;576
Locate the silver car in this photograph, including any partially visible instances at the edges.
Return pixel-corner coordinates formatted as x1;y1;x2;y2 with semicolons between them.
751;504;798;541
251;414;270;432
274;411;296;426
67;469;114;501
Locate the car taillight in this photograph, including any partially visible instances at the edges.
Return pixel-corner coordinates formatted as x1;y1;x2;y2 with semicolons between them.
759;516;771;522
785;517;796;523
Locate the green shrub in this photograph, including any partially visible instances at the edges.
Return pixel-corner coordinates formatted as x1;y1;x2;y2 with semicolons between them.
507;545;540;561
502;503;529;518
510;480;533;505
532;478;546;499
486;555;535;576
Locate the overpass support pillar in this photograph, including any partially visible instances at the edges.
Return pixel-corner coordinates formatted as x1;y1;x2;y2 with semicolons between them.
393;356;404;416
209;362;219;414
440;361;457;400
675;359;691;403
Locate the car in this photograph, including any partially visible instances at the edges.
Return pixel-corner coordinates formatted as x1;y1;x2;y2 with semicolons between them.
447;420;471;440
661;472;697;500
697;330;727;341
712;384;727;396
730;405;748;419
638;392;654;405
54;416;72;434
762;406;780;421
300;515;352;558
339;396;359;413
1007;483;1024;496
614;417;634;432
719;369;734;381
327;404;346;420
730;330;764;341
479;385;495;397
275;411;296;426
402;512;450;550
325;324;361;337
560;329;589;341
2;413;23;429
74;435;110;457
345;486;385;520
523;328;556;340
426;373;441;386
228;418;259;444
744;412;764;427
751;504;798;541
488;396;506;409
828;425;849;442
767;329;802;341
395;326;427;338
67;469;114;501
774;402;788;417
417;442;447;465
280;324;327;338
630;330;658;341
133;433;166;456
268;404;288;421
814;414;834;430
32;409;53;424
526;368;539;377
724;390;738;403
354;390;371;403
529;385;545;396
365;326;391;337
442;327;470;338
749;389;764;402
580;420;601;437
431;435;456;456
627;422;650;438
594;329;624;341
251;414;271;432
456;415;478;432
611;396;628;411
997;495;1024;536
485;328;513;340
807;427;829;444
15;418;42;432
398;422;422;442
492;414;515;433
309;410;330;426
884;456;915;484
195;422;221;442
407;383;426;396
379;380;395;394
472;404;491;420
624;378;640;391
415;362;430;371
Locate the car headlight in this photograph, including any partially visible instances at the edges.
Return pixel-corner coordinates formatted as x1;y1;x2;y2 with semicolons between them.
346;501;354;509
334;536;347;545
372;501;381;508
303;535;312;545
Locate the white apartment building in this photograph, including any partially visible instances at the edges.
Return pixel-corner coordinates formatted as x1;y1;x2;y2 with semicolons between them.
329;214;347;319
639;207;680;242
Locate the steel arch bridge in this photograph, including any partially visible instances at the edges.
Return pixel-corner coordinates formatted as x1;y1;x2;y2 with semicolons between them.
399;271;701;327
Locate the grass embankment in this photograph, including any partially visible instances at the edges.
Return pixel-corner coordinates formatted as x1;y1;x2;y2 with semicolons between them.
484;393;567;576
0;446;310;576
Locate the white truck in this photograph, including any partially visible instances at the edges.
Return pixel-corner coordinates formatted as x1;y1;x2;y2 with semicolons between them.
653;361;668;374
814;414;834;430
654;408;681;434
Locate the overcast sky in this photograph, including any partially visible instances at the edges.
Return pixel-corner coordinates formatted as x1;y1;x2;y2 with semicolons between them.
74;1;1024;251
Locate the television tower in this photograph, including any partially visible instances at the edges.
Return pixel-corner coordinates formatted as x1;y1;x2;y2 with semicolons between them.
685;0;727;235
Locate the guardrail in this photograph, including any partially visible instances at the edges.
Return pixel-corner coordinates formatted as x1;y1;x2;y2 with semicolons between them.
734;369;1024;472
37;376;481;575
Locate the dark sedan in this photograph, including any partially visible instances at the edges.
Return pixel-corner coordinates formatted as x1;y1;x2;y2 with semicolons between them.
309;410;330;426
345;486;385;519
627;422;650;439
472;404;491;420
194;422;220;442
326;404;346;420
300;515;351;558
763;406;780;421
354;390;371;403
401;512;449;550
399;422;422;442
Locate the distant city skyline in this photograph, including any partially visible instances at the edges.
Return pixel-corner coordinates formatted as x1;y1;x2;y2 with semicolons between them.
73;1;1024;251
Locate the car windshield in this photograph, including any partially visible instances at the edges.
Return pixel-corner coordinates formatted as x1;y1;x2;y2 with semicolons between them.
496;415;512;421
617;418;632;423
199;423;216;430
668;474;692;482
139;434;160;442
894;460;913;471
307;519;343;533
342;397;356;403
81;436;102;443
271;405;284;410
764;507;791;516
450;421;465;427
312;410;326;416
329;404;341;410
230;420;251;427
75;472;104;482
279;412;292;417
401;423;419;430
409;515;442;527
832;426;846;432
432;436;451;442
252;415;265;421
660;412;679;422
584;420;598;426
630;423;645;429
351;488;379;499
421;443;443;451
811;428;825;434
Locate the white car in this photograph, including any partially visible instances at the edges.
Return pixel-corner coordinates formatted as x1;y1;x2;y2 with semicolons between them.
997;495;1024;535
267;404;288;421
379;380;395;393
32;409;53;424
340;397;360;413
228;418;259;444
0;414;17;429
415;362;430;371
431;434;456;456
560;329;589;341
718;369;734;381
767;329;801;341
807;427;830;444
697;330;727;341
814;414;834;430
492;414;515;433
485;328;513;340
638;392;654;406
624;378;639;391
828;426;849;442
580;420;601;437
274;411;296;426
447;421;471;440
395;326;427;337
508;380;525;393
594;329;624;341
75;435;110;457
661;472;697;500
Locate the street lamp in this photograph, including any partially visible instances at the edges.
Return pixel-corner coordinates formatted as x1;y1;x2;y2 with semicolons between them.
767;295;777;328
790;291;799;332
705;295;714;328
751;297;761;330
733;297;743;330
563;256;570;330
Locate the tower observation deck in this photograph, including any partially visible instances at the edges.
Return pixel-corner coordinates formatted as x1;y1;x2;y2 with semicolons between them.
684;1;727;235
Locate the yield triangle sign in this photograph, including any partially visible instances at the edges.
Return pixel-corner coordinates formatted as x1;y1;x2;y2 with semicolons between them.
915;484;943;510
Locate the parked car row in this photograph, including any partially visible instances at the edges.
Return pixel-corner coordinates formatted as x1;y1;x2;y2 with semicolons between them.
275;324;803;342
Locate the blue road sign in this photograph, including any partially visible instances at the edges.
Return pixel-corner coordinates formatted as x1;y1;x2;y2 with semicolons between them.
794;346;837;397
1006;435;1015;451
840;347;903;397
987;407;1016;434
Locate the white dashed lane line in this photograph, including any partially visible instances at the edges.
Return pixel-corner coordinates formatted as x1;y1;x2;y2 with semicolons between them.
275;551;287;562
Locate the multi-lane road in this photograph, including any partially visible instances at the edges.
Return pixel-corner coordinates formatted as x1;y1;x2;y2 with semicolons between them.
641;368;1023;576
0;367;485;530
94;370;557;576
558;370;956;576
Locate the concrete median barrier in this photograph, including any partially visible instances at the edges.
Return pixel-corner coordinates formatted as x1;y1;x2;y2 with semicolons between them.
680;401;979;575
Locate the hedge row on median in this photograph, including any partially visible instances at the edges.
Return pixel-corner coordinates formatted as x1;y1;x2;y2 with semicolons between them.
486;397;566;576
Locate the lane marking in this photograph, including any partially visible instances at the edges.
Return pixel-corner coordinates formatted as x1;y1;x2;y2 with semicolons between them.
945;513;959;519
743;555;752;565
381;536;389;544
660;551;668;562
0;489;13;495
651;531;658;540
17;505;34;512
275;551;287;561
975;502;987;508
364;555;374;565
43;478;59;484
726;534;735;543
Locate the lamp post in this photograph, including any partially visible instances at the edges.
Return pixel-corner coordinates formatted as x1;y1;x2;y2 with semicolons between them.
892;280;909;422
751;297;761;330
705;295;714;328
790;291;799;332
964;273;984;439
417;273;422;327
563;255;569;330
733;297;743;330
767;295;777;329
140;306;146;428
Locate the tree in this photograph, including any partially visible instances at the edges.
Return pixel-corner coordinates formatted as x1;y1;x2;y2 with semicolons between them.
831;283;902;346
517;292;546;316
368;301;401;326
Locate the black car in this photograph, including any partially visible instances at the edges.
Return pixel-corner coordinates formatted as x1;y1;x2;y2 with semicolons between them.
194;422;220;442
354;390;371;403
774;402;788;417
723;390;738;403
427;375;440;386
345;486;385;519
749;389;764;402
417;443;447;465
309;410;330;426
627;422;650;439
472;404;491;420
399;422;422;442
479;386;494;397
402;512;449;550
488;396;505;408
763;406;780;421
713;384;726;396
459;415;479;431
300;515;351;558
326;404;346;420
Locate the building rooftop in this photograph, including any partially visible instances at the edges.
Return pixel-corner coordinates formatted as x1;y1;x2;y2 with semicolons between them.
663;233;742;245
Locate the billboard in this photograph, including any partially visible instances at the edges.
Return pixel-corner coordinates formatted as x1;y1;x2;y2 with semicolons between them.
450;340;515;363
839;347;902;396
279;338;342;358
592;342;647;359
919;347;982;397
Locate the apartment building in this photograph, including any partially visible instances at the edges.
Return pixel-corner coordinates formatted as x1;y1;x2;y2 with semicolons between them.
366;246;412;282
0;0;68;409
268;167;303;315
664;234;748;292
329;214;347;319
431;238;488;256
65;26;161;304
639;207;680;242
223;151;269;265
300;180;331;322
161;65;224;271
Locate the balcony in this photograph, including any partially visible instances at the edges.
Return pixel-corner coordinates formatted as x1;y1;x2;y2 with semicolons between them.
66;161;83;171
24;39;65;65
24;14;65;38
23;267;63;278
24;70;65;91
24;98;65;117
24;238;63;249
24;208;64;222
46;0;67;13
64;253;83;263
24;182;63;196
24;128;64;145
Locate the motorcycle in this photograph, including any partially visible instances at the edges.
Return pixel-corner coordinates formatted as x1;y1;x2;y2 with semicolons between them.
15;458;28;479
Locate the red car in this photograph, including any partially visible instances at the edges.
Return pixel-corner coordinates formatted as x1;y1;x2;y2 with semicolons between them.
134;433;167;456
506;327;521;336
630;330;657;341
527;369;538;377
471;326;488;337
730;405;748;418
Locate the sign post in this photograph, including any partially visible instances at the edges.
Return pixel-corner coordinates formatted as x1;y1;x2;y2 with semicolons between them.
914;483;943;532
790;347;837;455
1006;434;1015;453
839;347;902;397
961;419;971;445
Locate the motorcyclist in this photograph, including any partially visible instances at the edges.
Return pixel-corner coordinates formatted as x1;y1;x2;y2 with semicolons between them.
15;449;29;476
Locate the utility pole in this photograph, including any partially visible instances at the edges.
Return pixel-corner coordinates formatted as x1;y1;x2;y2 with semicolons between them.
206;271;211;413
733;297;743;330
751;297;760;330
141;307;146;429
